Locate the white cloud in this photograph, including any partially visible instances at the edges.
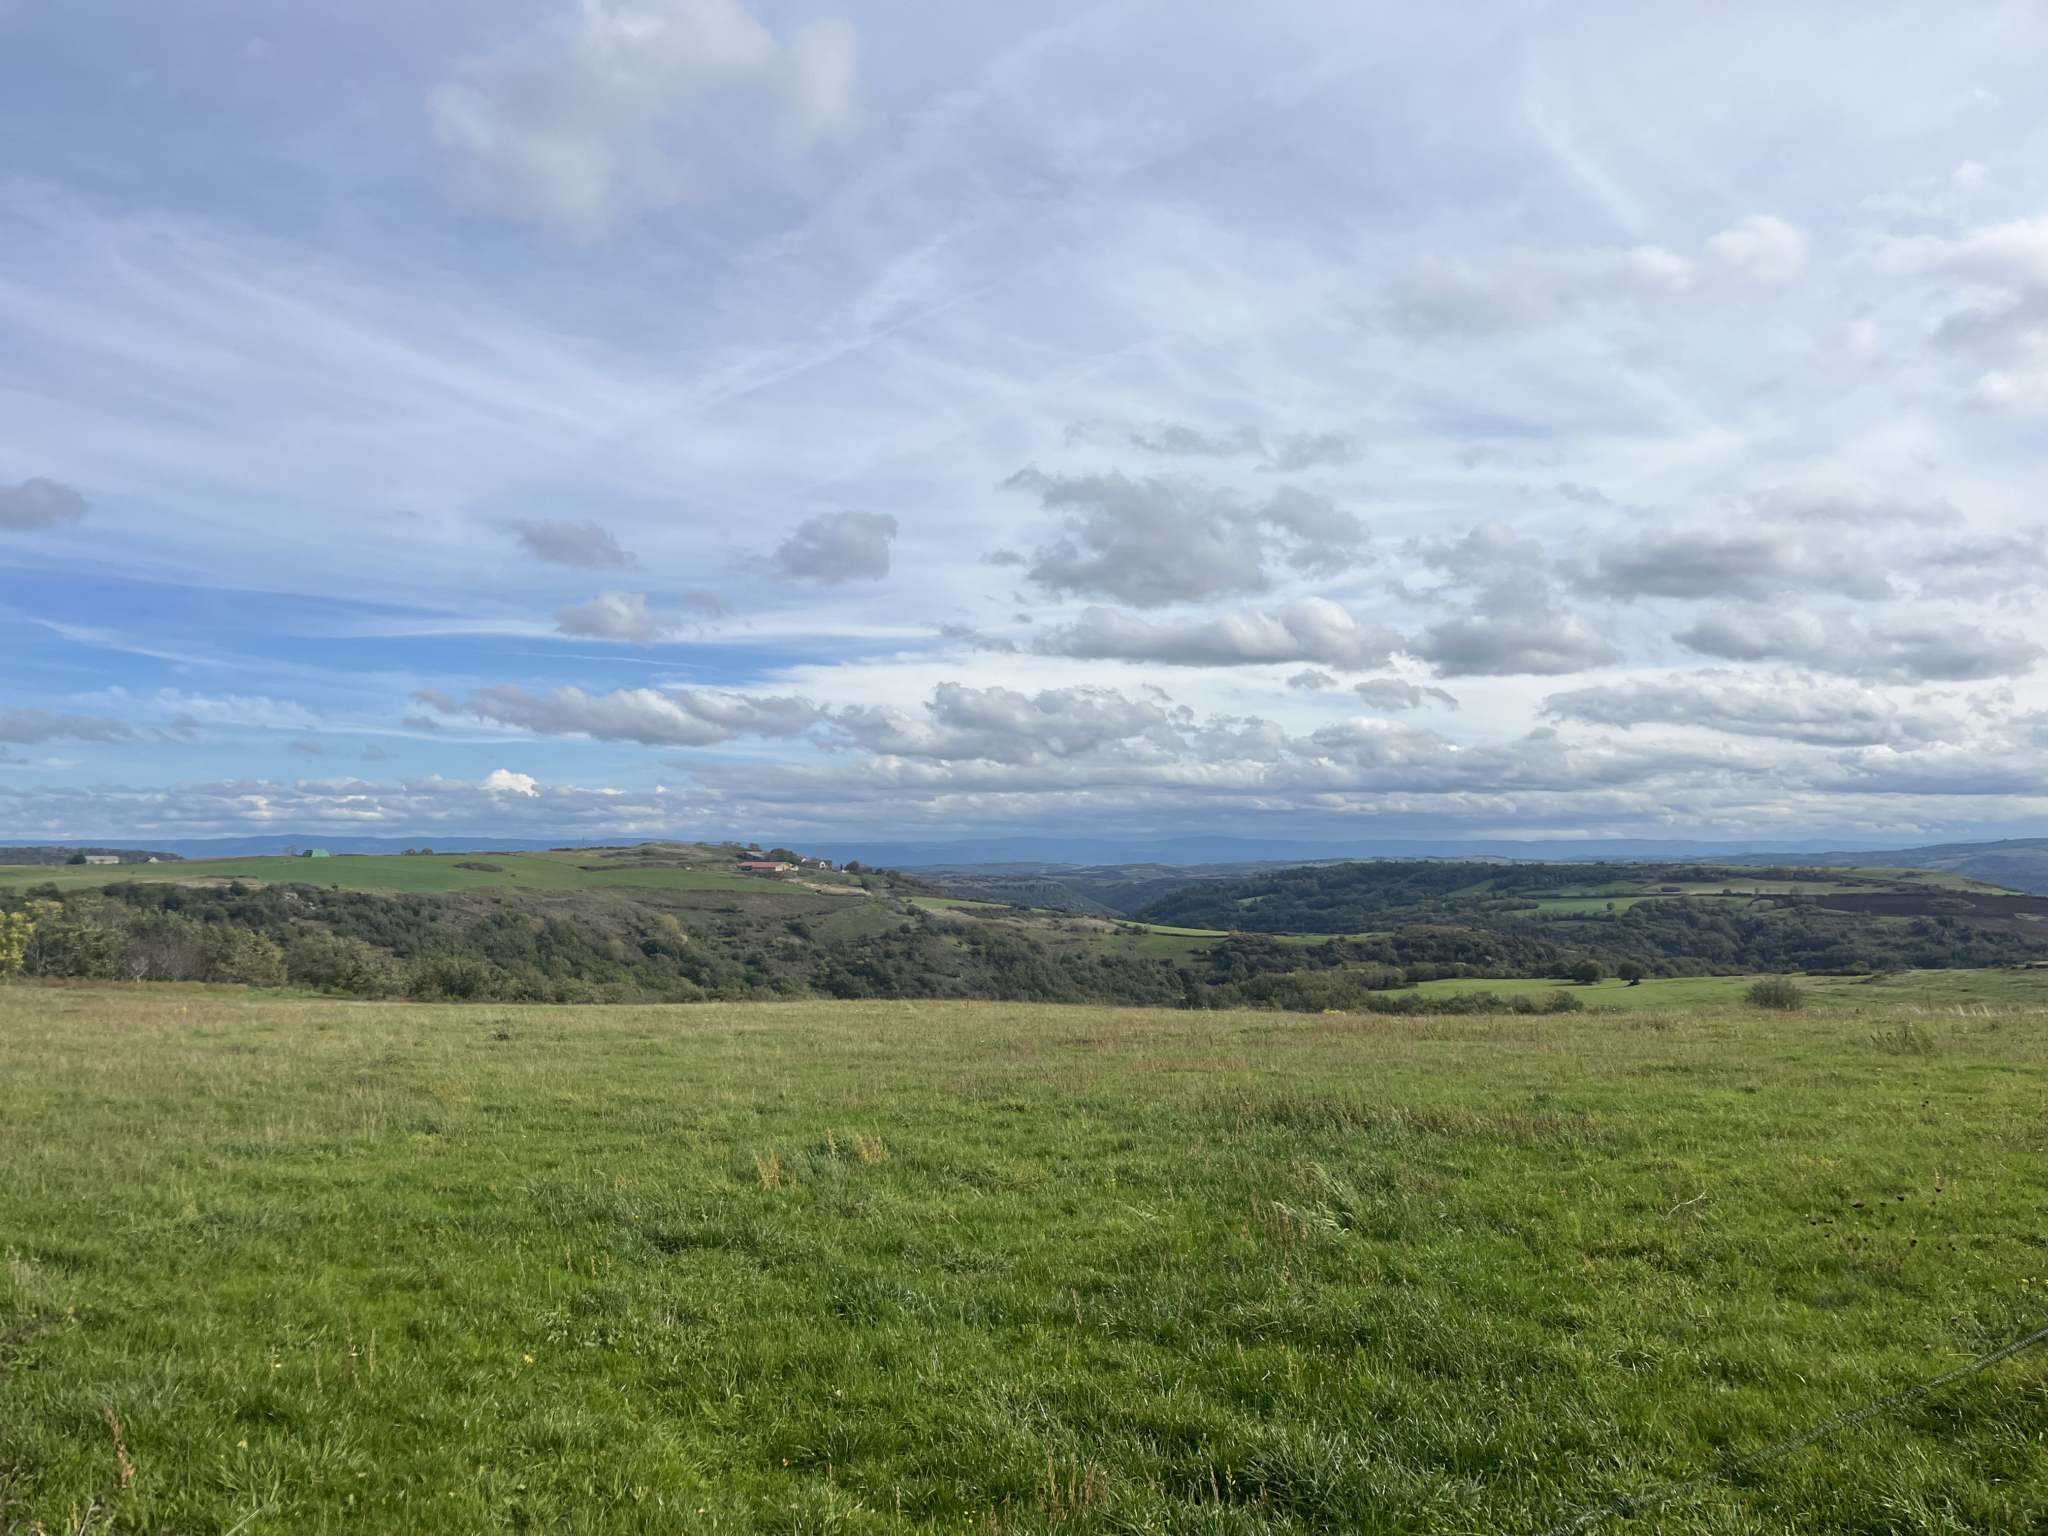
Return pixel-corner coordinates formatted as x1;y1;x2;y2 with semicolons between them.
555;590;666;644
0;708;131;744
482;768;540;795
1706;215;1808;283
1675;609;2042;683
454;683;819;745
1036;599;1399;669
432;0;859;238
1353;679;1459;712
1543;676;1961;747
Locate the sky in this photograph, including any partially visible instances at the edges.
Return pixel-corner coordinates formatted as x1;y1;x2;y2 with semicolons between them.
2;0;2046;849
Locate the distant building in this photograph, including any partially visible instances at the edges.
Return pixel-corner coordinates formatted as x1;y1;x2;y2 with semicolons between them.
799;857;835;869
299;848;331;859
737;860;793;872
82;854;120;866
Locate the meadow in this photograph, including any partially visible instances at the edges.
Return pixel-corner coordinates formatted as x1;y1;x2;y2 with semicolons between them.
2;985;2045;1533
0;851;775;898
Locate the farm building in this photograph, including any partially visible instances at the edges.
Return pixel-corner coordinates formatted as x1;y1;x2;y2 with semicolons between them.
298;848;331;859
736;860;793;872
81;854;120;866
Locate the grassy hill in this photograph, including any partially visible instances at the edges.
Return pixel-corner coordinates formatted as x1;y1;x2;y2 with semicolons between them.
2;987;2044;1531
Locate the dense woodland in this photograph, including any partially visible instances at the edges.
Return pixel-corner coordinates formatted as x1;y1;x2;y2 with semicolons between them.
4;856;2044;1008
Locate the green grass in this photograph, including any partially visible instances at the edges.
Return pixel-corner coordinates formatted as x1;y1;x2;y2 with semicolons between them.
1413;967;2048;1011
0;852;766;896
2;988;2046;1533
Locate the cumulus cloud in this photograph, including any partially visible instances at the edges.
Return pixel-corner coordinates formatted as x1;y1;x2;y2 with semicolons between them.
1675;608;2043;683
1008;470;1369;605
0;477;89;530
1543;677;1960;747
1353;679;1459;712
453;682;819;746
482;768;540;796
771;510;896;583
830;683;1175;764
1037;599;1399;669
432;0;859;238
1564;527;1893;601
555;590;666;644
0;708;132;744
1706;215;1808;283
513;519;635;567
1407;523;1616;676
1288;670;1337;691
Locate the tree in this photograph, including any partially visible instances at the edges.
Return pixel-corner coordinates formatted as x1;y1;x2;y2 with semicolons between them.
66;852;88;865
0;907;33;976
1568;958;1606;986
1616;960;1649;986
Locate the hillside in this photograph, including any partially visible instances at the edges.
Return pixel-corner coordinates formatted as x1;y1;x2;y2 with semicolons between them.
1704;837;2048;895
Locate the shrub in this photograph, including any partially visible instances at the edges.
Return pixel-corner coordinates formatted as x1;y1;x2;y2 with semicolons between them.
1745;975;1805;1010
1616;960;1649;986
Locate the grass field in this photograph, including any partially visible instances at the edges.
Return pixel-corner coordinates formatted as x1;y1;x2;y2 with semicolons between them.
3;987;2046;1533
0;852;771;897
1412;967;2048;1012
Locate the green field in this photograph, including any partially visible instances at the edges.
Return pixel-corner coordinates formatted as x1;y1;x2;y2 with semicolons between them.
2;987;2045;1532
0;850;780;897
1412;967;2048;1012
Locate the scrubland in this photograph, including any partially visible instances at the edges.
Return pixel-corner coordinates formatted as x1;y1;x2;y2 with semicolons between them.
2;986;2044;1533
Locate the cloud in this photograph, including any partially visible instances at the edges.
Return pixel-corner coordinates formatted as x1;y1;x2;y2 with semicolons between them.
482;768;540;796
362;745;395;761
289;740;324;757
0;477;89;530
401;716;443;733
513;519;635;567
1353;679;1459;712
1037;599;1399;669
1414;595;1618;677
1675;608;2042;683
1384;244;1693;337
1264;432;1360;471
455;683;818;746
771;510;897;583
830;683;1175;764
1564;527;1893;601
1407;524;1616;676
432;0;859;238
555;590;665;644
1288;670;1336;691
165;714;200;741
679;588;729;617
1127;423;1263;457
1543;677;1959;747
0;708;132;744
1008;470;1369;606
1706;215;1808;283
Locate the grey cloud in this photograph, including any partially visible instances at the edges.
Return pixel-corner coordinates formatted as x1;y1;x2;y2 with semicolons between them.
1676;608;2043;682
462;683;819;746
1384;245;1693;338
1543;678;1960;747
1353;679;1459;712
400;716;443;732
0;477;89;530
1555;482;1611;506
1009;470;1369;606
1264;433;1360;472
830;683;1173;764
555;590;665;644
1037;599;1399;670
290;740;324;757
1411;521;1544;581
1415;596;1618;677
513;519;635;568
166;714;200;741
679;588;729;616
1930;284;2048;360
1288;670;1337;691
413;690;459;713
362;745;395;761
432;0;859;239
772;511;897;584
1565;529;1893;602
933;623;1018;654
0;708;133;744
1751;489;1957;527
1128;424;1263;457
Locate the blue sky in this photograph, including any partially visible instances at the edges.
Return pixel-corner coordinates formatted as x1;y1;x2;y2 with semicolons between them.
3;0;2046;846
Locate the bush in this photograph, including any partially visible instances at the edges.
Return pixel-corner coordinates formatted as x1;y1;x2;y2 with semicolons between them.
1745;975;1805;1010
1616;960;1649;985
1568;959;1606;986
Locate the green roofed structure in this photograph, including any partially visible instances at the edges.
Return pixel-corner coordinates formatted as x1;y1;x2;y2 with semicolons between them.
298;848;331;858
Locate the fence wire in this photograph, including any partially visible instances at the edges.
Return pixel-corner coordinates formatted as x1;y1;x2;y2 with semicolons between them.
1545;1319;2048;1533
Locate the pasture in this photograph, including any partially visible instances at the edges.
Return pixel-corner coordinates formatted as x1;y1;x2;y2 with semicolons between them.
1;986;2045;1532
